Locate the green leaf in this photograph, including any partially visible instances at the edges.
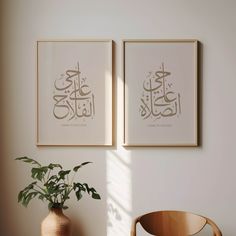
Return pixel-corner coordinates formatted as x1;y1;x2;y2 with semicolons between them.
46;182;58;194
73;183;87;201
21;181;37;192
73;183;86;192
83;183;91;193
22;191;39;207
92;192;101;200
38;195;46;201
58;170;71;180
83;183;101;200
73;162;92;172
31;167;48;181
75;190;83;201
45;175;59;185
15;156;41;166
18;190;24;203
17;182;38;206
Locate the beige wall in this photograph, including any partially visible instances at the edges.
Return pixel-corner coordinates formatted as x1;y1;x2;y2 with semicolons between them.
1;0;236;235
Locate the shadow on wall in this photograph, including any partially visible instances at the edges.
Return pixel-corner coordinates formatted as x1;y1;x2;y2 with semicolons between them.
0;125;8;233
107;201;122;227
0;1;11;234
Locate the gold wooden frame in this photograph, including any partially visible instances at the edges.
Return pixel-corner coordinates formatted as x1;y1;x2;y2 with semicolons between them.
37;40;113;146
123;39;198;147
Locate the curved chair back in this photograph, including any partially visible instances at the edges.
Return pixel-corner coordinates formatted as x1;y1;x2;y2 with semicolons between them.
131;210;222;236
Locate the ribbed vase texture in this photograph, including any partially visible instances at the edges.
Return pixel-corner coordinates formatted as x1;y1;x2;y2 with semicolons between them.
41;208;72;236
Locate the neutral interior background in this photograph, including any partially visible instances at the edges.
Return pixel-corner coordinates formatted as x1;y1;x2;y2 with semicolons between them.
1;0;235;235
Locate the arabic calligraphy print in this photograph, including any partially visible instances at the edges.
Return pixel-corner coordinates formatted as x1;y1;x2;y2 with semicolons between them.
37;40;112;146
139;63;181;122
53;62;95;122
123;40;198;146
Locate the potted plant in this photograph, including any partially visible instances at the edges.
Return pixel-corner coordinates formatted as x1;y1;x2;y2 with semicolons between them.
15;156;101;236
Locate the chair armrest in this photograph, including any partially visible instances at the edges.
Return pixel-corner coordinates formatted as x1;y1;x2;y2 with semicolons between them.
206;218;222;236
131;217;141;236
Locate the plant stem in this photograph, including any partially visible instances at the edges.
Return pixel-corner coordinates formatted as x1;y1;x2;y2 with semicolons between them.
32;187;51;202
46;169;51;182
70;172;77;185
36;184;46;193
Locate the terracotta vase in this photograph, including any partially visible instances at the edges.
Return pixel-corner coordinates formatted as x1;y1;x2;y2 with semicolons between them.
41;208;72;236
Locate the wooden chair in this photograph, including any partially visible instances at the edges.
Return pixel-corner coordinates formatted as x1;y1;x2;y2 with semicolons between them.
131;210;222;236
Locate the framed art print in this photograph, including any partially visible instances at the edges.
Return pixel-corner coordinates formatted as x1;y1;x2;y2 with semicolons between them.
123;40;198;146
37;40;113;146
